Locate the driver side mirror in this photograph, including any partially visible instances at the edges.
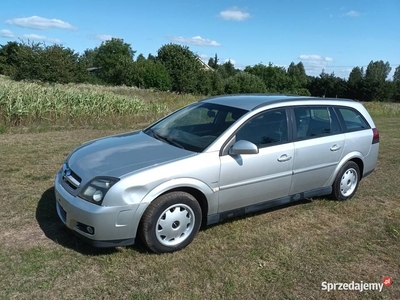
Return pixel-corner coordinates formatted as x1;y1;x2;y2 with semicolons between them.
229;140;259;155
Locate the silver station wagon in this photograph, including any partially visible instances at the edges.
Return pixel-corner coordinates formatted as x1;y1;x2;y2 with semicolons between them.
55;95;380;253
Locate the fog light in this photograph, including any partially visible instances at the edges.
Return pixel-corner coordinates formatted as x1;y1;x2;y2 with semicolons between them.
87;226;94;234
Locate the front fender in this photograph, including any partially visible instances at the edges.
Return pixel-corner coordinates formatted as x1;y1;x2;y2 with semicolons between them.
129;178;217;238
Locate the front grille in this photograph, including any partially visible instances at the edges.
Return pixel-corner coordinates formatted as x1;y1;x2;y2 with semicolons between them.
61;163;82;193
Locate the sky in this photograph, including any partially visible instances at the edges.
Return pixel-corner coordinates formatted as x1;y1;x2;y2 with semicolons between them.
1;0;399;79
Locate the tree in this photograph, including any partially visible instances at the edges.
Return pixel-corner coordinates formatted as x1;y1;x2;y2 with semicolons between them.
0;41;22;76
208;53;219;69
287;62;307;89
392;65;400;102
38;44;85;83
133;59;171;91
195;70;212;95
94;38;136;86
365;60;391;83
363;60;392;101
393;65;400;82
224;72;267;94
0;41;85;83
79;48;98;68
210;71;224;95
136;53;146;62
347;66;364;100
217;60;238;79
0;41;44;80
157;43;201;93
307;70;342;98
244;63;289;92
147;53;156;61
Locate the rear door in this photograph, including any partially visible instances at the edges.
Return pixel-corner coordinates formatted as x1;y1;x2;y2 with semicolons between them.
289;106;344;194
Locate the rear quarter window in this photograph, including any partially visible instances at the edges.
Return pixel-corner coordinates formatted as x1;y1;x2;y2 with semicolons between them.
336;107;370;132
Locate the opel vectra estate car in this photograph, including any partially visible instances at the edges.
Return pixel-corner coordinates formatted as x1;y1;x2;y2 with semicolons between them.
55;95;379;253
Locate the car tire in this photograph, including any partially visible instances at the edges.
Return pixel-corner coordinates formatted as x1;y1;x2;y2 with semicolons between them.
331;161;360;201
139;191;202;253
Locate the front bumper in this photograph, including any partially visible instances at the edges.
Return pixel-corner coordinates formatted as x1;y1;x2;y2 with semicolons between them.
54;171;138;247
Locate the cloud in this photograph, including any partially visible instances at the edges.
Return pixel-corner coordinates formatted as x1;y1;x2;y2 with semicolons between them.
224;58;236;65
22;33;61;43
343;10;360;17
0;29;15;37
299;54;333;76
94;34;114;41
6;16;75;30
198;54;209;60
219;7;251;21
168;35;221;46
299;55;333;62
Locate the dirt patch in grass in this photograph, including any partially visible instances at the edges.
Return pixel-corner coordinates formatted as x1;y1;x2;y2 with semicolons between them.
0;224;54;250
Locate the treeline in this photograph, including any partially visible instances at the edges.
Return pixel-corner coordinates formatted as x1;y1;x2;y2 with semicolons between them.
0;38;399;101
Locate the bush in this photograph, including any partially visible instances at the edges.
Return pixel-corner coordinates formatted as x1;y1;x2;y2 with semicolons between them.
225;72;267;94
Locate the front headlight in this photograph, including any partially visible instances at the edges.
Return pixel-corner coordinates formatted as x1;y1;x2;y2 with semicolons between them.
79;177;119;205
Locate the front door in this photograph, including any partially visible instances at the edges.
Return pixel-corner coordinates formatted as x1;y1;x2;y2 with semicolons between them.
218;108;294;212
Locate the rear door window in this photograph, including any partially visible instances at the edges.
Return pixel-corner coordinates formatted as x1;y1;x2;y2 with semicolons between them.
293;106;341;139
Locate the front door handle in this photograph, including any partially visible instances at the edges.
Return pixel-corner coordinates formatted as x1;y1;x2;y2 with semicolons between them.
277;154;292;162
330;144;342;151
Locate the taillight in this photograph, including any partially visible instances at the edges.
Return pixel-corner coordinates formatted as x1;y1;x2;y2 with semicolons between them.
372;128;379;144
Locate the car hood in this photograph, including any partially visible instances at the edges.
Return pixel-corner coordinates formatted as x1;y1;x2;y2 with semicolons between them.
67;130;195;181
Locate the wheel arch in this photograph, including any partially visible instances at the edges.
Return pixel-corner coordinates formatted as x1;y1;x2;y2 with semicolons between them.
349;157;364;180
131;178;215;238
328;152;365;186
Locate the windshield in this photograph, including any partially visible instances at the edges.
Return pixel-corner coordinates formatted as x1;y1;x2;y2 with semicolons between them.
145;102;247;152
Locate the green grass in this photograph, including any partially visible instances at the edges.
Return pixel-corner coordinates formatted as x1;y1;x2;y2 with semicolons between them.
0;114;399;299
0;77;399;298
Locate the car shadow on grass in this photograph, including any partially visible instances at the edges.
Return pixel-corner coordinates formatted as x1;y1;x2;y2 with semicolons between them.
36;187;150;255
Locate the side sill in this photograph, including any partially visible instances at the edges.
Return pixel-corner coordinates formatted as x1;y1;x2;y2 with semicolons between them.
363;168;375;178
207;186;332;225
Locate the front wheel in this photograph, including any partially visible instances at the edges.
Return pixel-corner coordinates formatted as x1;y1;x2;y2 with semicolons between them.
331;161;360;201
139;191;202;253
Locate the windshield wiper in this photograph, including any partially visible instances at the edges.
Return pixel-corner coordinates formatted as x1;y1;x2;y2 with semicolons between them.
148;129;185;149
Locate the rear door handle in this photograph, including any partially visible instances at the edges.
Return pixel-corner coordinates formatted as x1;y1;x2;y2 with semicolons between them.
330;144;341;151
277;154;292;162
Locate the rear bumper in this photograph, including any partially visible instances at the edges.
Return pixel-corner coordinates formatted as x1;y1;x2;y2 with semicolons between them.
363;143;379;178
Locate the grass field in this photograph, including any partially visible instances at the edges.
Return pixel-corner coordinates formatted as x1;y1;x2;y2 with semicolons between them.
1;75;400;134
0;113;399;299
0;76;201;132
0;77;399;299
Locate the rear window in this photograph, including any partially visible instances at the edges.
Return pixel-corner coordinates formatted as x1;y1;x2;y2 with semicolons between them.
336;107;370;132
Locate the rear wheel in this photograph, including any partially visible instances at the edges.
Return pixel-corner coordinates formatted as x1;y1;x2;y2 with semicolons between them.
331;161;360;201
139;191;202;253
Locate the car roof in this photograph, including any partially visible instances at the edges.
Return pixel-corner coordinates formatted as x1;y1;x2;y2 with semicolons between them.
200;94;355;111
